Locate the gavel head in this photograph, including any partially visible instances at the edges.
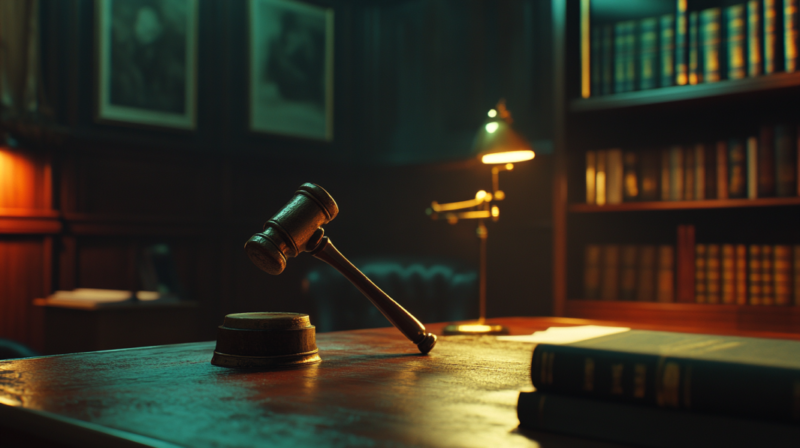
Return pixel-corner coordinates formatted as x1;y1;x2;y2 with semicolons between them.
245;183;339;275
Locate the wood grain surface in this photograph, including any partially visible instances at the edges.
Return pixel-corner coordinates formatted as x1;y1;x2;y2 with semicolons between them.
0;318;623;448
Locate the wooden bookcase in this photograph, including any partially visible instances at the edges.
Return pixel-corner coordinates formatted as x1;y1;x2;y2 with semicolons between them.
551;0;800;333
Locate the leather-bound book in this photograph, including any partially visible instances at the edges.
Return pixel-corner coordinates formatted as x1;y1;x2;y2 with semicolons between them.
639;149;660;201
596;150;607;206
591;27;603;96
704;142;717;199
749;245;763;305
661;148;672;201
584;245;602;299
669;146;684;201
689;11;701;84
694;144;706;199
774;245;792;305
716;140;729;199
735;244;748;305
684;145;695;200
602;25;614;95
625;21;637;92
695;244;707;303
700;8;722;83
601;245;621;301
657;245;675;302
747;136;760;199
775;124;797;197
660;14;676;87
706;244;722;304
623;151;639;201
765;0;780;74
762;245;775;305
726;4;747;79
676;0;689;85
637;245;657;301
759;125;776;198
748;1;764;77
722;244;736;304
728;138;747;198
606;149;624;204
639;18;658;90
785;0;799;72
586;151;597;204
620;245;638;300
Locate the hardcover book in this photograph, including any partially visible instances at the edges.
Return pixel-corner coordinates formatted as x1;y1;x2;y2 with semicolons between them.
639;149;660;201
586;150;596;204
722;244;736;304
775;124;798;197
606;149;624;204
728;138;747;198
689;12;701;84
661;148;671;201
749;244;763;305
706;244;722;304
716;140;729;199
693;144;705;200
657;245;675;303
615;22;627;93
676;0;689;84
726;4;747;79
683;145;695;200
668;146;684;201
591;27;603;96
601;245;621;301
596;150;607;206
785;0;799;72
758;126;776;198
748;0;763;77
765;0;779;74
585;244;602;299
704;142;718;199
736;244;748;305
660;14;676;87
639;18;658;90
700;8;722;83
762;244;775;305
602;25;614;95
774;245;792;305
620;245;638;300
695;244;707;303
637;245;656;302
623;151;639;201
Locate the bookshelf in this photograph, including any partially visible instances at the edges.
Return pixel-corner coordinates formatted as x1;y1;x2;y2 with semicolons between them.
552;0;800;334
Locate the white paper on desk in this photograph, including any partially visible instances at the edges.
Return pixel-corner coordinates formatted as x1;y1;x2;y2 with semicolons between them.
495;325;630;344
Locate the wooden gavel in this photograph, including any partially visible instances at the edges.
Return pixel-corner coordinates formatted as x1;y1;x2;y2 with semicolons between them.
244;183;437;354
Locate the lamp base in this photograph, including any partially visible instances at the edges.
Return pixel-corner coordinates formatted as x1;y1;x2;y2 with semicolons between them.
443;323;509;336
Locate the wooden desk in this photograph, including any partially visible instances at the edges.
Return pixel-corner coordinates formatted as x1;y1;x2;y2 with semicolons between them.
8;316;788;448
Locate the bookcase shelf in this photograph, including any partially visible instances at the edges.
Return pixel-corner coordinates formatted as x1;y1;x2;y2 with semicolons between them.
569;197;800;213
570;71;800;113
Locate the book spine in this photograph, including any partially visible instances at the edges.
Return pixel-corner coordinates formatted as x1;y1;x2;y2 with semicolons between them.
747;136;759;199
729;139;747;198
694;144;706;199
786;0;799;72
701;8;722;83
727;5;747;79
592;27;603;96
660;14;676;87
684;145;695;200
661;148;671;201
586;151;597;204
775;124;798;197
606;149;624;204
695;244;708;303
765;0;779;74
736;244;748;304
597;150;607;206
689;12;701;84
530;344;800;423
774;245;792;305
705;142;718;199
762;245;775;305
677;225;696;303
722;244;736;304
749;244;763;305
676;0;689;84
749;0;764;77
706;244;722;304
620;245;638;300
657;245;675;302
637;245;656;301
585;244;602;299
626;21;637;92
640;18;658;90
640;149;660;201
601;245;621;300
623;151;639;201
615;23;627;93
603;25;614;95
669;146;684;201
758;126;776;198
717;140;729;199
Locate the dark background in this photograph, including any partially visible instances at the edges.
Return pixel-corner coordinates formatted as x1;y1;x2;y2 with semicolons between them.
0;0;556;351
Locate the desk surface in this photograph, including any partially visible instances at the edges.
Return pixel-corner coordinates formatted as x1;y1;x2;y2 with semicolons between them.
2;316;750;448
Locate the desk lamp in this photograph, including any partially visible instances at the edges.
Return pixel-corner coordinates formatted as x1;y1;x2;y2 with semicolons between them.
427;99;534;335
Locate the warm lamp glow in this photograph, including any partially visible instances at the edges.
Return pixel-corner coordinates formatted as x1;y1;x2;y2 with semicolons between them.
481;150;535;164
475;190;487;200
491;206;499;217
455;324;495;333
484;122;499;134
487;109;497;118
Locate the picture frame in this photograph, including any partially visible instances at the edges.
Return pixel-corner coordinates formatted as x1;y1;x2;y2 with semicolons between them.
249;0;334;141
95;0;199;130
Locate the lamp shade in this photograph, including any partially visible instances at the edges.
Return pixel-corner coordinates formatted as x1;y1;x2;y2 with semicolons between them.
472;101;535;164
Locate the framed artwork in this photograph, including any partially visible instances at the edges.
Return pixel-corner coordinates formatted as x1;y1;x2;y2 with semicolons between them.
249;0;334;141
96;0;198;129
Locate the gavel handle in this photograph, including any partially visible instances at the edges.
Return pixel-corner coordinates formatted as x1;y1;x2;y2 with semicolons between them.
311;237;437;354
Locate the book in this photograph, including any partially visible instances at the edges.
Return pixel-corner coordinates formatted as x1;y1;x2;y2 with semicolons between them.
758;126;776;198
748;0;763;77
683;145;694;200
626;21;637;92
762;244;775;305
596;149;607;206
620;245;638;300
689;11;701;84
676;225;695;303
586;150;596;204
517;391;800;448
728;138;747;198
774;245;792;305
693;144;705;199
716;140;729;199
786;0;799;72
661;148;671;201
775;124;798;197
623;151;639;201
747;136;759;199
584;245;601;299
640;18;658;90
726;4;747;80
600;245;621;300
668;146;684;201
639;149;660;201
637;245;656;302
700;8;722;83
591;27;603;96
602;25;614;95
704;142;717;199
749;244;763;305
695;244;707;303
660;14;676;87
765;0;779;74
722;244;736;304
736;244;748;305
676;0;688;85
706;244;721;304
529;329;800;424
606;149;624;204
656;245;674;302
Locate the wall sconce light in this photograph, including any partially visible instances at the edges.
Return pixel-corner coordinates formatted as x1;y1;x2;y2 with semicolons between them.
426;99;535;335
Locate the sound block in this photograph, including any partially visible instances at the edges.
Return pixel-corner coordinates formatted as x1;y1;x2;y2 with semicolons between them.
211;312;321;368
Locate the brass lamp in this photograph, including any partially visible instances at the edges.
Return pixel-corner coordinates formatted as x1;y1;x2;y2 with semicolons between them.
427;99;535;335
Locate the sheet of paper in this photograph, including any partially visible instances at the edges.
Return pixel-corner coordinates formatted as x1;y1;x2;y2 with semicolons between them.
496;325;630;344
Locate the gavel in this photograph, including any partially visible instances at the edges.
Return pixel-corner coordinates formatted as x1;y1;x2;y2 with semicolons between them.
244;183;437;354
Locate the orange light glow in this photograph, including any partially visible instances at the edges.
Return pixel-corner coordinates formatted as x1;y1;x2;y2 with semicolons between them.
481;150;535;164
491;206;499;217
455;324;496;333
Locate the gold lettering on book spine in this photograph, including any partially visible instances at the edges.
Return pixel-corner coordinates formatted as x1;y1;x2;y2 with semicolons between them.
634;364;647;398
611;363;624;394
584;357;595;391
656;360;681;408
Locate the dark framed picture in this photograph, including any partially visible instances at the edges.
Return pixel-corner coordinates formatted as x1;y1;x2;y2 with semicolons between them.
249;0;334;141
96;0;198;129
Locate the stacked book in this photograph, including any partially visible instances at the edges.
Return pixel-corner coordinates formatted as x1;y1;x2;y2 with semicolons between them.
590;0;800;96
586;124;800;204
518;328;800;447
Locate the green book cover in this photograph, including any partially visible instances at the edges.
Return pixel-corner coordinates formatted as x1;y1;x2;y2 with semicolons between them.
531;329;800;424
660;14;675;87
639;18;658;90
689;12;701;84
625;21;637;92
591;27;603;96
676;1;688;84
602;25;614;95
700;8;721;83
785;0;799;72
615;22;627;93
748;0;763;76
765;0;779;74
726;4;746;79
